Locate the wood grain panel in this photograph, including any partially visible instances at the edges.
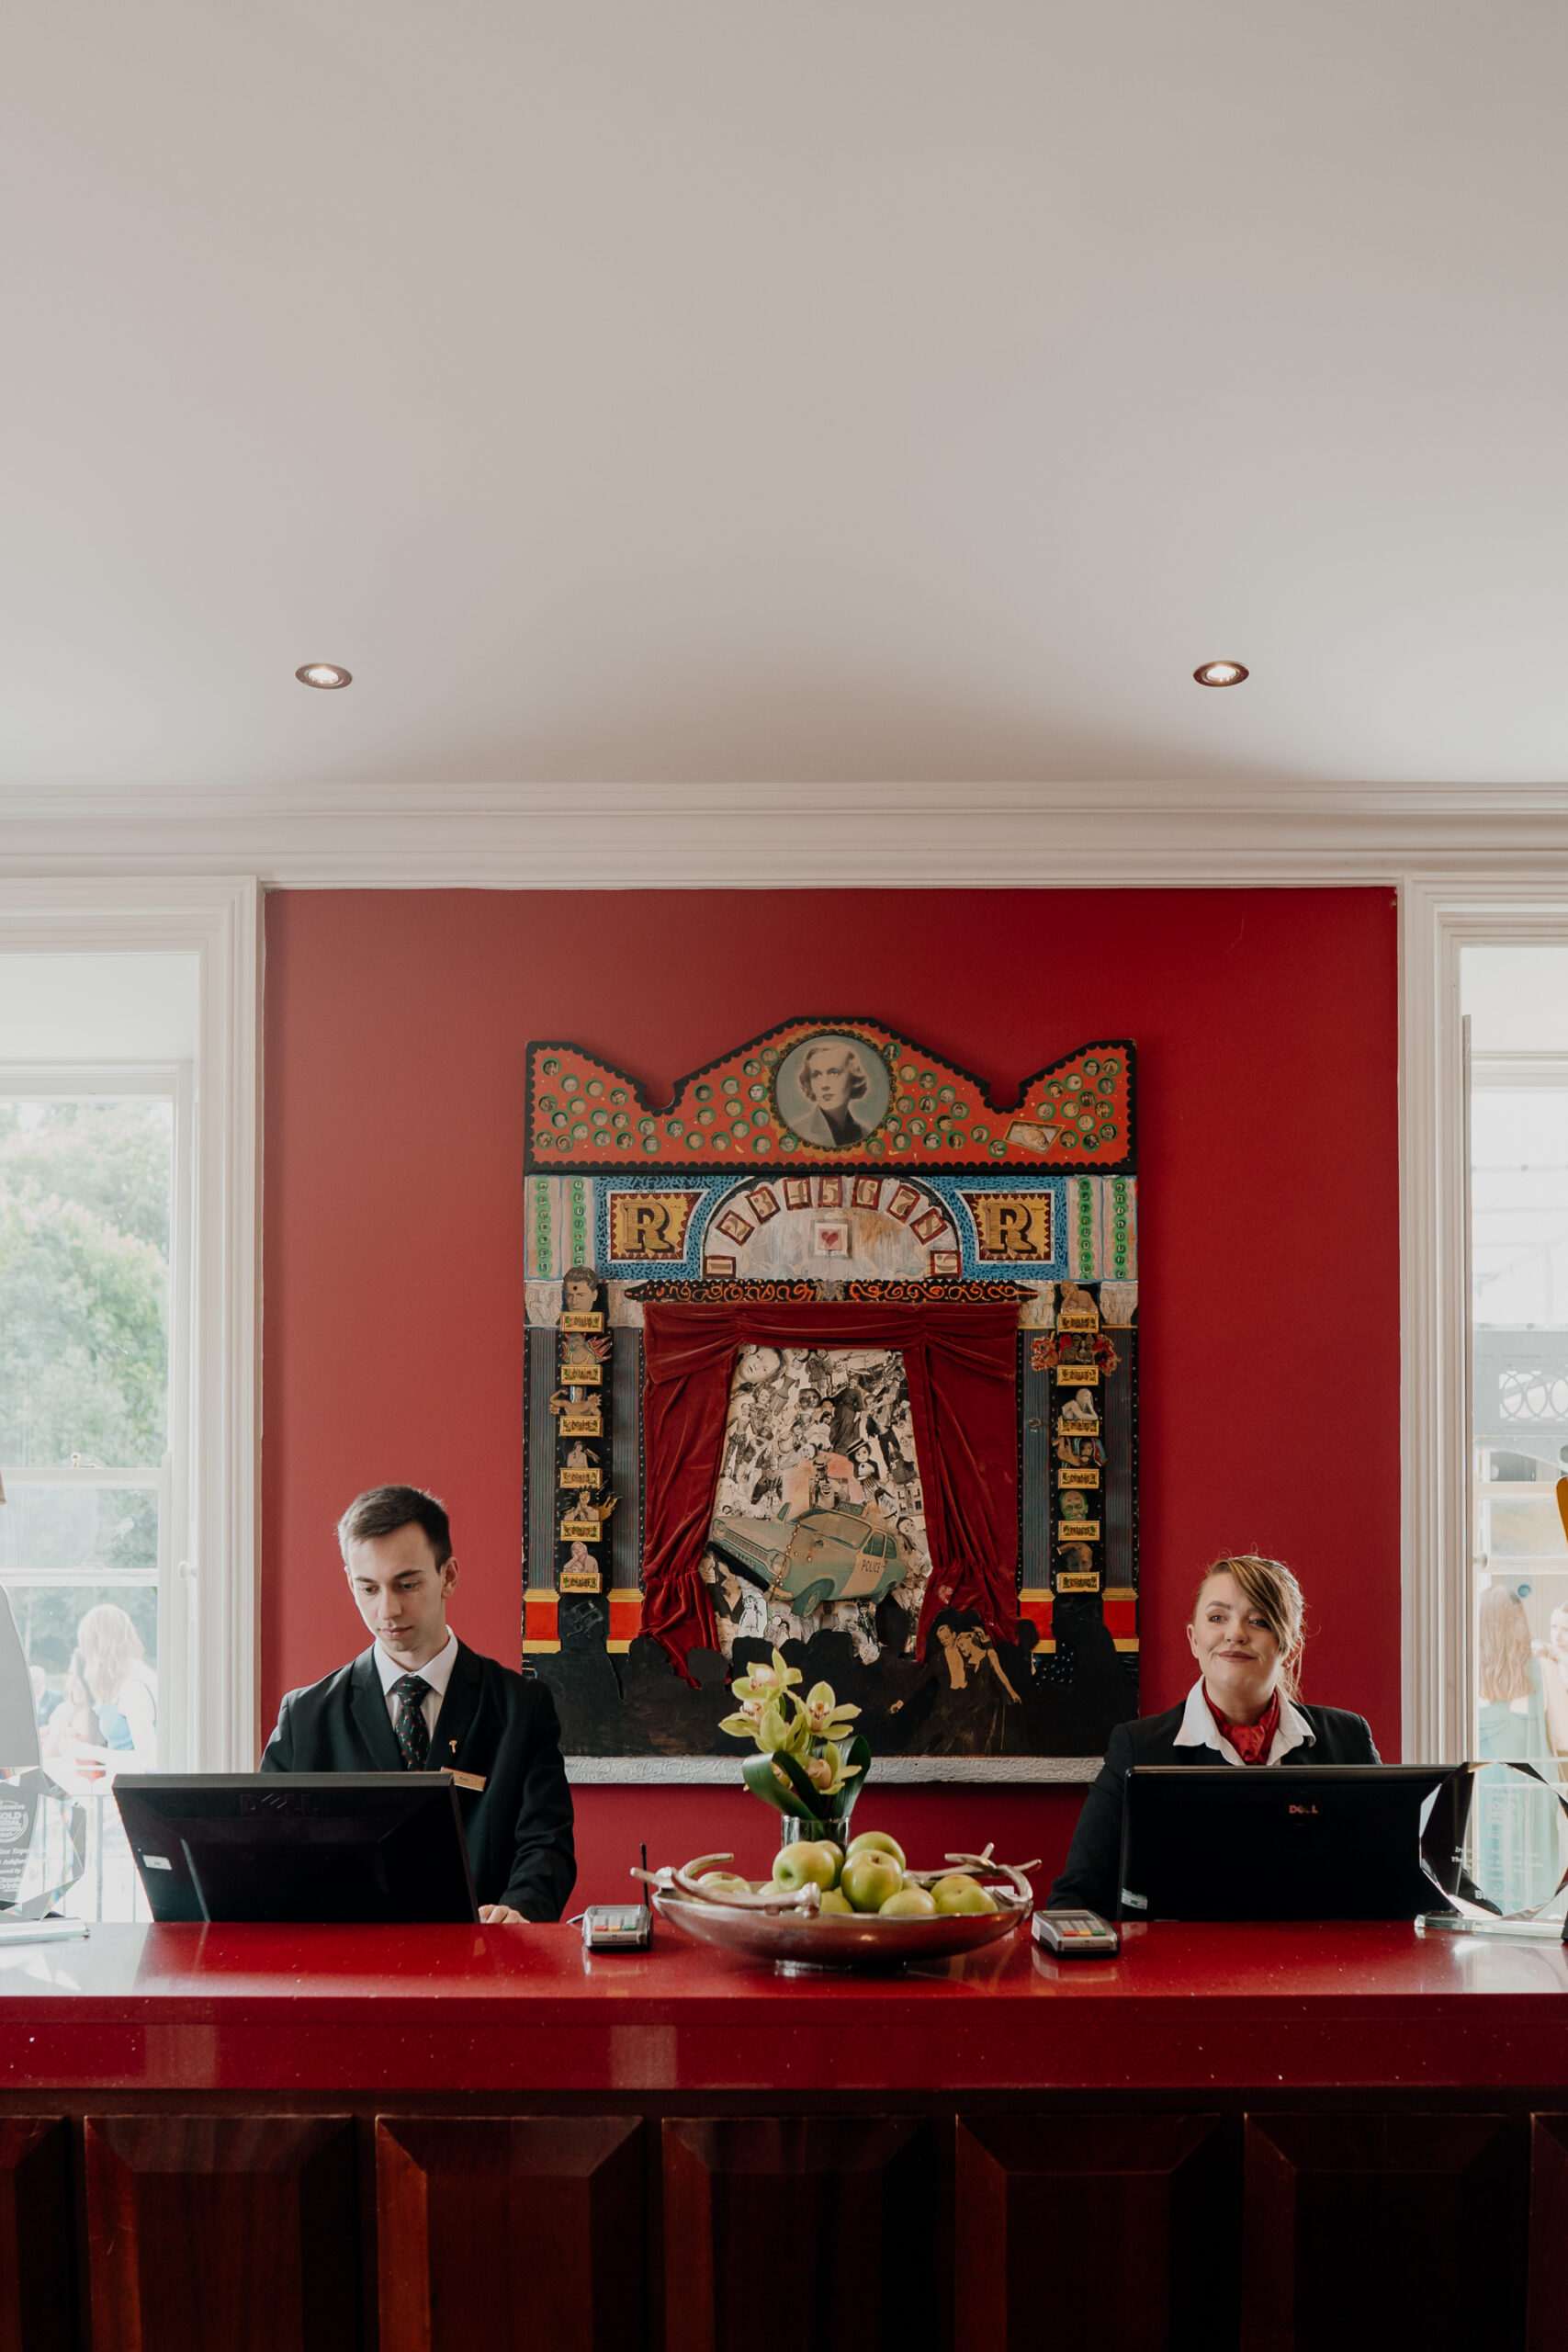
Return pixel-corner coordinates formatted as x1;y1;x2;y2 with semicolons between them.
954;2112;1229;2352
1528;2115;1568;2352
662;2116;947;2352
375;2114;645;2352
83;2114;355;2352
0;2119;73;2352
1243;2112;1526;2352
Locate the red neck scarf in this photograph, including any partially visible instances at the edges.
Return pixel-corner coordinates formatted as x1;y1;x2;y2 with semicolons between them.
1204;1684;1280;1765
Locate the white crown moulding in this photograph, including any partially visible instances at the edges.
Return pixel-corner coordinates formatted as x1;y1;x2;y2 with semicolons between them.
1;779;1567;888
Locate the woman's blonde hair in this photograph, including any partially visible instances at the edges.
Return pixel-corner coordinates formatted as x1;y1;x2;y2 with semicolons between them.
1193;1555;1306;1701
1476;1582;1533;1705
77;1602;144;1707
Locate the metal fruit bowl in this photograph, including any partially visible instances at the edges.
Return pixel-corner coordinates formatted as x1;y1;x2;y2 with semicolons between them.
638;1847;1038;1974
653;1890;1028;1971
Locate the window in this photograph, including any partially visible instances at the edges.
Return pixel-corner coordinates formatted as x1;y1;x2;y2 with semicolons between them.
0;887;259;1919
1462;944;1568;1916
1;1086;178;1679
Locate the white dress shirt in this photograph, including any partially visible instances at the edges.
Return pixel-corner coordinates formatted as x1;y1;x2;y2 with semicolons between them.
374;1629;458;1739
1170;1675;1316;1767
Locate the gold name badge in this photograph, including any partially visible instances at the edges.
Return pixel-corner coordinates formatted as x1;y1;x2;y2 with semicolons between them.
1058;1466;1100;1488
558;1566;602;1593
558;1311;604;1332
559;1517;603;1543
558;1466;599;1489
1057;1519;1101;1543
1058;1310;1100;1332
1055;1365;1100;1386
1056;1571;1100;1592
449;1770;487;1792
559;1410;602;1437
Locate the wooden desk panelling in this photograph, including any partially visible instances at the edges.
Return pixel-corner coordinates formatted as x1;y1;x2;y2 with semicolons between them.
0;2105;1562;2351
1242;2112;1528;2352
375;2115;646;2352
661;2117;947;2352
954;2113;1230;2352
82;2115;356;2352
1528;2115;1568;2352
0;2120;73;2352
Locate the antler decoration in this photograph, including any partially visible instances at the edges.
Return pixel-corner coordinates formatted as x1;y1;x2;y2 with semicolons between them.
630;1843;1042;1914
898;1847;1042;1907
629;1853;823;1916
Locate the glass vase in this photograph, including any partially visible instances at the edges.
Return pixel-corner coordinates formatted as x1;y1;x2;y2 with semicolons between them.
778;1813;842;1854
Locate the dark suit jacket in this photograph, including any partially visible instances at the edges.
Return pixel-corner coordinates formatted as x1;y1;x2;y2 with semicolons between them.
260;1641;576;1921
1047;1697;1380;1918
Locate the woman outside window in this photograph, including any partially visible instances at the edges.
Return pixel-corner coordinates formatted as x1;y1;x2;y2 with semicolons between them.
1475;1581;1562;1916
77;1602;158;1771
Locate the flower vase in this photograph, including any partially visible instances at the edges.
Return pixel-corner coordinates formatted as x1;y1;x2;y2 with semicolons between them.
778;1813;845;1857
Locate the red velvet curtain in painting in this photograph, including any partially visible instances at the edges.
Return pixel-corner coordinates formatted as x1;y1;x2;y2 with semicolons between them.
639;1300;1020;1680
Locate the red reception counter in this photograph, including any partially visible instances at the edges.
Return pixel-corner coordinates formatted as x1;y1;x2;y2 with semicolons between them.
3;1917;1566;2350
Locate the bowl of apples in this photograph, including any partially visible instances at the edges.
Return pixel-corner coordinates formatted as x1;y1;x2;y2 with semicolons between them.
638;1832;1039;1972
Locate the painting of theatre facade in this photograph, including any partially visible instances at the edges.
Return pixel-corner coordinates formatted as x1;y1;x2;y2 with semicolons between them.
522;1019;1138;1770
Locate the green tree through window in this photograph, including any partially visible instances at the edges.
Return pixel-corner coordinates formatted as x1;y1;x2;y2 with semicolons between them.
0;1102;170;1468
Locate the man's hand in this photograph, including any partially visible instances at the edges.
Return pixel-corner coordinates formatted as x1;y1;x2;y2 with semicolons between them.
479;1903;528;1925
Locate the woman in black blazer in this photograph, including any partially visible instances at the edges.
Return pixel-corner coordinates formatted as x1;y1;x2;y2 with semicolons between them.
1048;1553;1377;1916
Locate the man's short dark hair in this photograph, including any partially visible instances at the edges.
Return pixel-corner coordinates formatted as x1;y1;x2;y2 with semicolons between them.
337;1485;452;1566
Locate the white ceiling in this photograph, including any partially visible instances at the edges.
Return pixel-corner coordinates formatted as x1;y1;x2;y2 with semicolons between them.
5;2;1567;793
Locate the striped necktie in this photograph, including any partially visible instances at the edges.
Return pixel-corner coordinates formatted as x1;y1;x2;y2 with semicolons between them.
389;1673;432;1770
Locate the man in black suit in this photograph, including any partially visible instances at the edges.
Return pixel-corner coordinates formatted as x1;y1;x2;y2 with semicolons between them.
260;1485;575;1923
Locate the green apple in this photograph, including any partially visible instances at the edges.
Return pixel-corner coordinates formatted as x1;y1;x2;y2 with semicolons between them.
845;1830;906;1873
931;1873;998;1915
772;1841;840;1894
840;1849;905;1912
878;1884;937;1917
818;1887;854;1915
694;1871;750;1899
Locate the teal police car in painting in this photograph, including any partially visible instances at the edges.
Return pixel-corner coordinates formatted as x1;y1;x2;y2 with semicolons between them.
707;1508;911;1618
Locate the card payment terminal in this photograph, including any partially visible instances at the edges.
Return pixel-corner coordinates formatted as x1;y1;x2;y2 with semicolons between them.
1032;1907;1121;1957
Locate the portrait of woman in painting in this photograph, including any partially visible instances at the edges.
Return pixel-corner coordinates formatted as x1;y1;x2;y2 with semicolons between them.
773;1033;892;1151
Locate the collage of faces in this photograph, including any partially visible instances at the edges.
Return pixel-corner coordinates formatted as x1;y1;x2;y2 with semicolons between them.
699;1345;931;1664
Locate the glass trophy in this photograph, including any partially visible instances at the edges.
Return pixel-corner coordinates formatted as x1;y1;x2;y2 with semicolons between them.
0;1766;88;1920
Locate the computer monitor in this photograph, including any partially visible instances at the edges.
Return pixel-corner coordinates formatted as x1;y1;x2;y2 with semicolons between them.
1117;1763;1462;1923
115;1773;479;1924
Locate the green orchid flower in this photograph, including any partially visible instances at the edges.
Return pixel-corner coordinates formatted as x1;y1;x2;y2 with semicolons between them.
800;1681;861;1742
754;1699;803;1755
801;1740;863;1797
730;1650;803;1708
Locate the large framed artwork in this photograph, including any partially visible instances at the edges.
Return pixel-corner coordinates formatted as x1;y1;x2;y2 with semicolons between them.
522;1020;1138;1778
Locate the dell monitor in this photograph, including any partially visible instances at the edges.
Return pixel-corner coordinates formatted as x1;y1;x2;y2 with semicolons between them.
115;1772;479;1924
1117;1763;1462;1923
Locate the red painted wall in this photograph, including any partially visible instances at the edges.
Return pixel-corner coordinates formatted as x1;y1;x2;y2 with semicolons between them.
261;887;1400;1906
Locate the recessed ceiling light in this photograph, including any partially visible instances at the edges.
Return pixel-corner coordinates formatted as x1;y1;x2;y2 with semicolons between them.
295;662;352;689
1193;660;1248;687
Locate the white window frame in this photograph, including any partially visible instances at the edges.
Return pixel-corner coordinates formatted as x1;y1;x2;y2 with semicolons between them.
0;880;260;1769
1401;876;1568;1761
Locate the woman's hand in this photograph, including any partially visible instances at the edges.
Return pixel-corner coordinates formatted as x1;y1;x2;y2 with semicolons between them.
479;1904;528;1925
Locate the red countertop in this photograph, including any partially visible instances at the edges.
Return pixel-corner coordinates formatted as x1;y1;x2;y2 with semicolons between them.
2;1918;1565;2097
